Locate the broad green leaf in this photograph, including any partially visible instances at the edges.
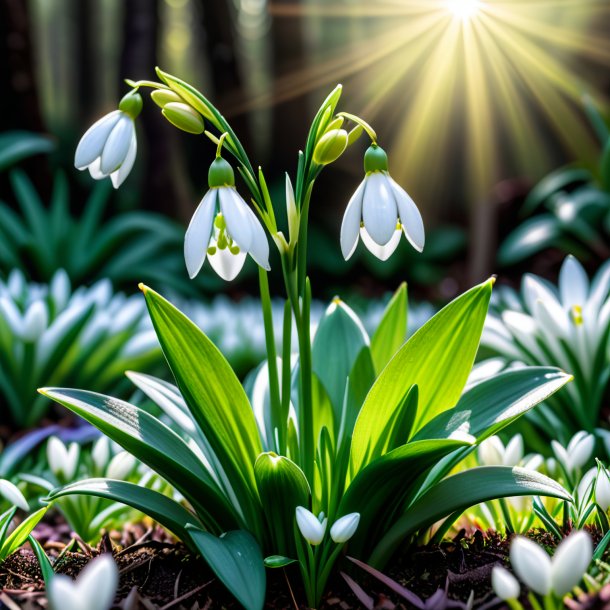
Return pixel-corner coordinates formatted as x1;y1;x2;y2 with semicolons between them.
369;466;572;568
28;534;54;587
498;215;561;266
414;367;572;442
141;286;262;524
188;527;266;610
312;298;369;418
0;506;48;560
46;479;200;545
340;439;470;557
0;132;54;172
39;388;235;532
350;280;492;474
254;453;309;557
370;283;407;374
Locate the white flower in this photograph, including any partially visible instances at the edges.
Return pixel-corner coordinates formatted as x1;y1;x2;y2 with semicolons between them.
341;144;424;261
478;435;523;467
510;531;592;597
551;431;595;477
47;437;80;481
0;479;29;511
91;437;111;472
330;513;360;543
74;91;142;189
491;566;520;601
48;554;118;610
596;468;610;512
184;157;270;281
105;452;136;480
295;506;327;545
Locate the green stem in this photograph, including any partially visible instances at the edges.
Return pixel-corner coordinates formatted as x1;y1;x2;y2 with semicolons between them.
281;300;293;439
258;268;283;453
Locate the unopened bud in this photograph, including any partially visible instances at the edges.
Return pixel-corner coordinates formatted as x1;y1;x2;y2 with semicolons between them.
313;129;348;165
162;102;205;134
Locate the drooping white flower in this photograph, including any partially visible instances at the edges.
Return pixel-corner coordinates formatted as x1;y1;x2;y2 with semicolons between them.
295;506;327;545
491;565;520;601
74;91;142;189
184;157;270;281
551;431;595;477
0;479;29;511
330;512;360;543
47;436;80;481
341;144;424;261
510;531;592;597
48;554;119;610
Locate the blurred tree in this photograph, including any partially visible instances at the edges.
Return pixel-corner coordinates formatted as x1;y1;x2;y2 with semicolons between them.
74;0;96;125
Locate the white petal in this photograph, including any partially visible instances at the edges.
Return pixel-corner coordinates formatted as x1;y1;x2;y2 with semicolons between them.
49;575;81;610
559;255;589;309
340;180;365;260
360;226;401;261
571;433;594;471
510;536;552;595
477;436;505;466
522;274;560;316
184;190;218;279
74;110;122;169
75;555;119;610
491;566;520;600
597;469;610;512
503;434;523;467
87;158;106;180
110;131;137;188
389;176;425;252
585;259;610;318
100;115;134;174
218;187;253;252
208;242;247;281
0;479;29;511
242;203;270;270
361;173;398;246
551;531;592;596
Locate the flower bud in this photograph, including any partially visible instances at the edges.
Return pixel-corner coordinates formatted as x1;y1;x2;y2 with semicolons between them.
313;129;348;165
597;469;610;511
285;174;299;245
47;436;80;481
510;536;552;595
118;90;143;119
208;157;235;187
150;89;184;108
551;531;592;595
0;479;29;511
296;506;327;545
363;144;388;173
162;102;205;134
92;437;110;472
106;451;136;480
491;566;520;601
330;512;360;543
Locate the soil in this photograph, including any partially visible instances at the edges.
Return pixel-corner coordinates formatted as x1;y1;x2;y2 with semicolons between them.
0;526;600;610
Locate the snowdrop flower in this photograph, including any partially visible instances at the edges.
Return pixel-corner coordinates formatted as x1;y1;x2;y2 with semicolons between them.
341;144;424;261
74;90;142;189
106;452;136;480
596;467;610;512
330;513;360;543
510;531;592;597
478;435;523;467
0;479;29;511
491;566;520;601
184;153;270;281
551;431;595;477
296;506;327;545
47;437;80;481
48;554;118;610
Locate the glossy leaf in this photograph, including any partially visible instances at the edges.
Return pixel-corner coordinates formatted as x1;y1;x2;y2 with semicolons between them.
188;527;266;610
0;506;47;561
369;466;572;567
28;535;54;587
370;283;407;374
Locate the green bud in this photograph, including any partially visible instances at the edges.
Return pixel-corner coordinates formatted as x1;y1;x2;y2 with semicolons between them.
325;116;345;132
151;89;183;108
313;128;348;165
364;144;388;173
208;158;234;187
162;102;205;134
118;90;143;119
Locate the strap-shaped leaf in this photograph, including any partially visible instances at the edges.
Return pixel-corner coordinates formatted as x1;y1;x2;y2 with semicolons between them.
0;506;47;561
141;286;262;522
350;280;492;474
370;283;407;374
413;367;572;442
39;388;236;532
46;478;200;545
369;466;572;568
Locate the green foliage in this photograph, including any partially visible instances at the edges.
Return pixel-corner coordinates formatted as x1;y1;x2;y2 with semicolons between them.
0;505;47;561
0;132;54;172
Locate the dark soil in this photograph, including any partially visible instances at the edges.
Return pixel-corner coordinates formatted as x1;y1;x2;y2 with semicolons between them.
0;526;596;610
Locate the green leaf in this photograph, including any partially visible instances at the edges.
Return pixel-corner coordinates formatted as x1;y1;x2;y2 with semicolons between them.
370;283;407;374
254;452;310;557
141;286;263;527
0;132;54;172
264;555;297;568
0;507;17;543
28;534;54;587
414;367;572;442
46;479;200;545
0;506;48;561
39;388;235;532
188;527;266;610
498;215;562;266
369;466;572;568
350;280;492;474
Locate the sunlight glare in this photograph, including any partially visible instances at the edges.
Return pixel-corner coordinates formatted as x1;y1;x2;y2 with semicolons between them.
446;0;482;21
